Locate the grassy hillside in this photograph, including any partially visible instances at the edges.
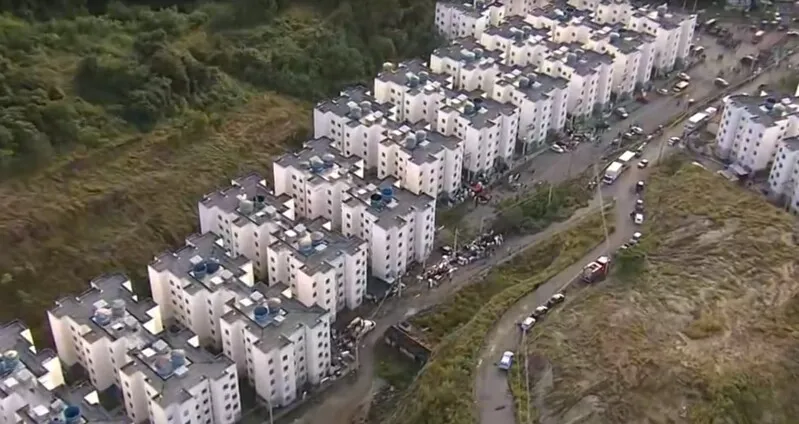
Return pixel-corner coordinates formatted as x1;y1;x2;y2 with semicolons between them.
0;0;438;338
511;159;799;423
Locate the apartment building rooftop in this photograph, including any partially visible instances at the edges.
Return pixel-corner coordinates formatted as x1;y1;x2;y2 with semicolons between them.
590;25;650;54
440;91;518;130
383;121;462;165
221;283;328;352
376;59;452;97
120;327;234;407
530;2;593;23
485;16;550;46
729;93;799;127
269;218;365;275
275;137;364;186
496;66;568;102
150;233;251;296
344;177;433;229
200;173;294;227
55;382;132;423
633;5;689;31
316;86;391;127
545;42;614;75
50;274;159;344
433;37;504;71
781;136;799;151
438;0;496;16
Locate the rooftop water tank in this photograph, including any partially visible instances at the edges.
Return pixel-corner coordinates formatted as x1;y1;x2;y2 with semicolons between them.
253;305;270;325
63;406;81;424
266;297;282;310
322;153;336;165
170;349;186;368
383;62;394;72
154;356;173;378
405;135;417;150
360;101;372;113
419;71;430;82
370;193;383;209
408;75;420;87
350;105;362;118
192;262;208;279
205;260;220;275
239;199;255;214
111;299;126;318
310;157;325;173
415;130;427;142
298;237;315;255
311;231;325;246
464;102;476;115
92;308;112;326
518;76;530;88
381;187;394;203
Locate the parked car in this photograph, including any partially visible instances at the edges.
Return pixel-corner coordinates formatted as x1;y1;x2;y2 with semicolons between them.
546;293;566;308
635;143;647;157
656;88;669;95
669;136;681;146
615;107;629;118
714;78;730;87
520;317;536;332
630;126;644;135
631;231;643;243
634;213;644;225
498;351;514;370
635;180;645;193
635;199;644;212
638;159;649;169
532;305;549;318
677;72;691;81
550;143;566;154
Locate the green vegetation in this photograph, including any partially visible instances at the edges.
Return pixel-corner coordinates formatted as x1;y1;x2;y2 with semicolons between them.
384;210;615;424
492;172;594;235
0;0;439;338
510;161;799;423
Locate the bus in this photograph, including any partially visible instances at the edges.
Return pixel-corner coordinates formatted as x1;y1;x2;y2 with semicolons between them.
673;81;690;93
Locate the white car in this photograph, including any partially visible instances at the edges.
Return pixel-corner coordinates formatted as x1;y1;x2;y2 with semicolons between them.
546;293;566;307
631;231;643;242
635;199;644;211
532;305;549;318
678;72;691;81
520;317;536;331
656;88;669;95
631;126;644;135
498;351;514;370
637;159;649;169
669;136;681;146
634;213;644;225
550;144;566;154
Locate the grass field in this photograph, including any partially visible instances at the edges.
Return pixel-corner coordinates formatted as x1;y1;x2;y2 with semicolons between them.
511;160;799;423
0;93;310;338
384;208;616;424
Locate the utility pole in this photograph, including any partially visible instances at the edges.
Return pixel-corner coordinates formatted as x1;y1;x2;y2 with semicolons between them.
546;184;554;207
452;227;459;253
592;162;612;253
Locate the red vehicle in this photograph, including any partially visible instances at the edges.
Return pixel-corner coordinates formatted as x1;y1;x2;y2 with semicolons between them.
581;256;610;283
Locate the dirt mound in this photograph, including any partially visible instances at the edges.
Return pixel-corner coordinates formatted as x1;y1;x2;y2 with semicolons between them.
519;162;799;423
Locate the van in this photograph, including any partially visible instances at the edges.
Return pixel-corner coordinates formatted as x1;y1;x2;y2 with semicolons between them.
673;81;690;92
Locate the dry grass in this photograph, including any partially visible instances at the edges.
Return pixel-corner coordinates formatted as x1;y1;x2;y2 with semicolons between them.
0;94;311;338
512;161;799;423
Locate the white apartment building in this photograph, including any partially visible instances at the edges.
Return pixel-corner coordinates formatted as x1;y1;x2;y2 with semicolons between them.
491;68;569;145
341;179;436;282
436;93;519;175
198;173;296;278
0;321;93;424
768;138;799;214
540;43;613;116
272;137;365;228
266;219;368;315
626;5;695;72
219;284;331;408
716;95;799;172
479;17;551;68
585;27;652;95
433;0;505;39
147;233;255;347
119;330;240;424
373;60;452;125
313;88;393;168
48;274;164;391
429;38;508;95
378;123;464;198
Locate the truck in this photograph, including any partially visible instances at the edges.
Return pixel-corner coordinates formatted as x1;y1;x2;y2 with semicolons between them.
617;151;636;167
684;112;709;132
581;256;611;283
603;161;624;184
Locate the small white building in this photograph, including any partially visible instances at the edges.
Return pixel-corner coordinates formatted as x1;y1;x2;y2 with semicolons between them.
434;0;505;39
341;179;436;283
48;274;164;391
716;94;799;172
539;43;614;117
198;173;296;278
147;233;254;347
436;94;520;176
219;284;331;408
491;68;569;146
266;219;368;315
313;88;393;168
585;27;653;95
373;60;452;125
272;137;365;228
119;329;240;424
378;123;464;198
768;137;799;214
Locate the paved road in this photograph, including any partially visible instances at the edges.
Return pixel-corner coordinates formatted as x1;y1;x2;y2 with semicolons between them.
472;64;796;424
